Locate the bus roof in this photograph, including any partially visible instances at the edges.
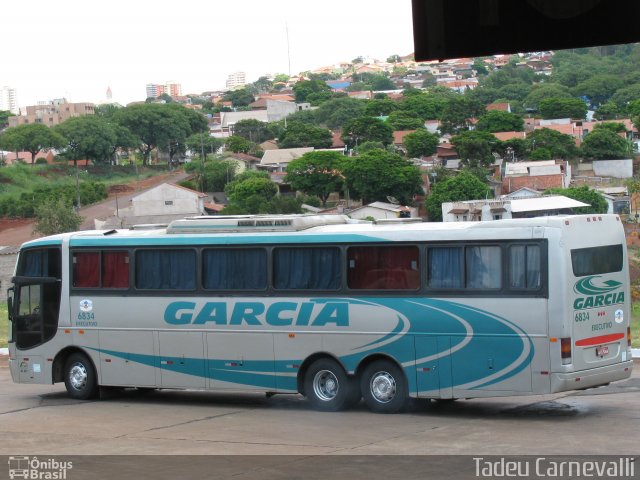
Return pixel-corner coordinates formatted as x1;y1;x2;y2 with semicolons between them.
19;214;622;249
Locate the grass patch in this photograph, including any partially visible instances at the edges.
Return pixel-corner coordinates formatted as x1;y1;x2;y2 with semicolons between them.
632;302;640;348
0;301;7;348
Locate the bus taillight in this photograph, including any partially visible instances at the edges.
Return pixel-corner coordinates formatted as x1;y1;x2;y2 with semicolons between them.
628;327;632;348
561;337;572;365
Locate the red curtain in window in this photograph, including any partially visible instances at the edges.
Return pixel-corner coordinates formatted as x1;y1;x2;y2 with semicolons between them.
73;252;100;288
347;246;419;290
102;251;129;288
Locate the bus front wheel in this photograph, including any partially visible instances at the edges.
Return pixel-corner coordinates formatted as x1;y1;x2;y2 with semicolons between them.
304;358;358;412
64;352;98;400
360;360;408;413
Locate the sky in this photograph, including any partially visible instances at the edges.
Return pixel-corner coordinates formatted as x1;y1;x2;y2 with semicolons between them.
2;0;415;108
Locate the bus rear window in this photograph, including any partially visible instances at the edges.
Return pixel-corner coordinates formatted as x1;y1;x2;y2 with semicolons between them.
571;244;623;277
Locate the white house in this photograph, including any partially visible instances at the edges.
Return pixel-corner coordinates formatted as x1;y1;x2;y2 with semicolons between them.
96;183;208;229
348;202;417;220
441;196;589;222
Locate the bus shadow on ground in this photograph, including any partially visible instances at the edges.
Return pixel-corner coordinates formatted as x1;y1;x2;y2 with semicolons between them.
37;386;595;419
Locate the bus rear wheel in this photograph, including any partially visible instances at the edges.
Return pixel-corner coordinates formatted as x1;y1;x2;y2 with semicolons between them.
304;358;358;412
360;360;408;413
64;352;98;400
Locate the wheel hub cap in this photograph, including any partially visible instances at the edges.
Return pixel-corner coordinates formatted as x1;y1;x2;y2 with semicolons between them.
370;372;396;403
69;363;87;390
313;370;339;401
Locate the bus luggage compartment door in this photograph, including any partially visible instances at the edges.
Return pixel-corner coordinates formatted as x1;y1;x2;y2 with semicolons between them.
414;336;445;398
158;331;206;389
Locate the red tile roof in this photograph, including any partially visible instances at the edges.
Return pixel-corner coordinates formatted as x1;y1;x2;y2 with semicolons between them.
487;102;511;112
493;131;526;141
393;130;416;145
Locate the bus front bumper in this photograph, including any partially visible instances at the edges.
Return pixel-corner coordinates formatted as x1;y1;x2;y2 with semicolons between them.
551;360;633;393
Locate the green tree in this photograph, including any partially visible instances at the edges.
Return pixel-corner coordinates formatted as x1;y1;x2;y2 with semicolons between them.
524;84;573;111
593;122;627;134
573;74;623;107
198;159;237;191
544;185;607;214
232;119;275;143
451;130;498;168
284;151;345;206
403;129;439;158
314;97;367;129
0;124;65;165
185;133;223;159
342;116;393;148
387;111;424;131
525;128;579;160
342;149;422;205
611;84;640;109
539;97;588;120
222;87;256;107
225;135;258;154
581;128;631;160
425;171;490;221
55;116;119;165
114;103;207;165
475;110;524;133
399;91;450;120
293;80;333;105
278;123;333;149
0;110;13;129
496;83;532;103
252;76;274;93
481;64;536;89
33;198;83;236
224;172;279;214
594;101;621;121
387;54;402;63
274;73;290;84
364;98;399;117
439;96;486;135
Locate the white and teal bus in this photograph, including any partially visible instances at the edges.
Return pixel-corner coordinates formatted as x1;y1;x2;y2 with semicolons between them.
7;214;633;413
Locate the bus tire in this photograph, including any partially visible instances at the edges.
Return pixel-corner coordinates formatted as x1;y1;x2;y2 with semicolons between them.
64;352;98;400
304;358;357;412
360;360;408;414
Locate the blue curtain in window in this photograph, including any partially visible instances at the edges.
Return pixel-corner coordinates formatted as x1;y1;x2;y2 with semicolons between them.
21;250;46;277
466;246;501;289
428;247;463;288
510;246;526;289
526;245;541;288
274;248;341;290
203;249;266;290
136;250;195;290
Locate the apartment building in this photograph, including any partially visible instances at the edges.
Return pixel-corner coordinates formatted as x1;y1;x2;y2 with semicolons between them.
0;86;18;115
8;99;95;127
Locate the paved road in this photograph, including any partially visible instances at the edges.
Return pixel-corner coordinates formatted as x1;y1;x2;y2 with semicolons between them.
0;358;638;456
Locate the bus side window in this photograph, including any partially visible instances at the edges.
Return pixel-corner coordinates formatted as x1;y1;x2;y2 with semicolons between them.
73;252;100;288
509;245;541;289
428;247;463;289
274;247;341;290
102;251;129;288
203;248;266;290
136;249;196;290
466;246;501;290
348;246;420;290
